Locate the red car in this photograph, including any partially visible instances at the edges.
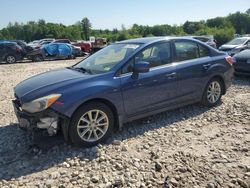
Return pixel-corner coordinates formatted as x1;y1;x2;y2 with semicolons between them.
73;41;92;53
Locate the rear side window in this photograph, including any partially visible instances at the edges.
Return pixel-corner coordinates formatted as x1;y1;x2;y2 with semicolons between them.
175;41;199;61
174;41;210;62
198;44;210;57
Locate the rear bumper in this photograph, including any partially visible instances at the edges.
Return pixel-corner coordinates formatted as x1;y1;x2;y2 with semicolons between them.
12;99;70;141
224;67;234;91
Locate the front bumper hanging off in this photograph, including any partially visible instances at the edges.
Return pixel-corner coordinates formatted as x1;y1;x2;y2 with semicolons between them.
12;99;70;141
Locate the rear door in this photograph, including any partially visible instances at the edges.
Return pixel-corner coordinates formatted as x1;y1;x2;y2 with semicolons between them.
120;42;178;116
173;39;213;101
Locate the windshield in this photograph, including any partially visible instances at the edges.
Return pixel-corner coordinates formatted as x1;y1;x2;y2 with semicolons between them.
227;38;248;45
74;43;140;74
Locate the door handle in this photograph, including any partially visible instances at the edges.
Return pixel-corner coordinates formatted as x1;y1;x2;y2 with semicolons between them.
165;72;177;79
203;64;211;70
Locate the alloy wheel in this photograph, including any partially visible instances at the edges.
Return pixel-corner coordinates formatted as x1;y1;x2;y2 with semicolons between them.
6;56;16;63
207;81;221;104
77;109;109;142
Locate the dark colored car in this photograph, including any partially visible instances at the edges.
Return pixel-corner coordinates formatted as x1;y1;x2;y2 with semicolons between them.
27;43;74;62
13;37;234;146
193;36;217;48
0;41;23;63
233;49;250;76
11;40;34;55
219;37;250;56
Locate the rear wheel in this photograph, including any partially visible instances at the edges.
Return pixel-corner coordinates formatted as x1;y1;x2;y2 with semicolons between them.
5;55;16;63
201;78;223;107
69;102;114;147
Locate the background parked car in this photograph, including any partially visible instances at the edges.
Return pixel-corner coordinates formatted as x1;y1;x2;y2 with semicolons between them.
52;39;71;44
219;37;250;56
27;43;74;62
233;47;250;76
70;44;84;57
73;41;92;53
53;39;92;53
193;36;217;48
11;40;33;55
0;41;24;63
28;38;55;49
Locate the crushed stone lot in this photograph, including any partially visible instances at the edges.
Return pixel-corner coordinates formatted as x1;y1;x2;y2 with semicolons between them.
0;59;250;188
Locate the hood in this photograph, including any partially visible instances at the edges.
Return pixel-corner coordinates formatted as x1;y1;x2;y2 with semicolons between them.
219;45;238;51
14;68;93;103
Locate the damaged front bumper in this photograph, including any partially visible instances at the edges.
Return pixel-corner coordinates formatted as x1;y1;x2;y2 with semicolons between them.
12;99;70;141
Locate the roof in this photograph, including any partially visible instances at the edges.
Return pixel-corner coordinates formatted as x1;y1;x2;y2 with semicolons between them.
116;36;195;44
0;40;17;45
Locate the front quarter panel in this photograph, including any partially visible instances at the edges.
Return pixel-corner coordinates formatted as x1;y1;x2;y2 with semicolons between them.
50;74;123;118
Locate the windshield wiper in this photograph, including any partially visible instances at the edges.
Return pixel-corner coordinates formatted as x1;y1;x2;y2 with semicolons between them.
67;67;92;74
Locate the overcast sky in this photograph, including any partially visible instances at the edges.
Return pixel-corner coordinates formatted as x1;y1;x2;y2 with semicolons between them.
0;0;249;29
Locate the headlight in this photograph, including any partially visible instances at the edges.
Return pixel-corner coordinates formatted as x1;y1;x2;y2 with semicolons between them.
22;94;61;113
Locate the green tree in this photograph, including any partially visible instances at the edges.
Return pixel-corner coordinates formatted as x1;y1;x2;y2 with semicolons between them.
227;12;250;34
81;17;92;40
246;8;250;15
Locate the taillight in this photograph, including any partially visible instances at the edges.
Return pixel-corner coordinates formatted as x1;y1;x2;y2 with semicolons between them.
16;46;22;53
225;56;233;66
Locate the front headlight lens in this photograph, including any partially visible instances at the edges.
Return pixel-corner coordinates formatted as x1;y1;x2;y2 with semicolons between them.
22;94;61;113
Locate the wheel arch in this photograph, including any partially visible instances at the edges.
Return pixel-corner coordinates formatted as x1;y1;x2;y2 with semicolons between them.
5;53;16;61
81;98;119;128
64;98;120;140
210;75;226;95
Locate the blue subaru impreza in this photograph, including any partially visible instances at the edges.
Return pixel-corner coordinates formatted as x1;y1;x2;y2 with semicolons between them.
13;37;234;146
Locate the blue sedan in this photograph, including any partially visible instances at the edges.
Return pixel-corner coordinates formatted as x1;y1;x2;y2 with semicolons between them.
13;37;234;146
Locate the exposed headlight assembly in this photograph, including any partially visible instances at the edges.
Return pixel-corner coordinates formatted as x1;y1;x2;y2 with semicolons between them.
22;94;61;113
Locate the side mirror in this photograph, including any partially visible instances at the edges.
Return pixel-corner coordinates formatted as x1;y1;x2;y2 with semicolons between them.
131;61;150;79
133;61;150;73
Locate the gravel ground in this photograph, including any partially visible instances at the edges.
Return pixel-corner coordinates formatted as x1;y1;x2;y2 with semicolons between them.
0;59;249;188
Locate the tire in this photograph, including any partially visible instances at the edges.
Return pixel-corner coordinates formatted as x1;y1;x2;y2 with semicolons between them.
201;78;223;107
69;102;114;147
5;54;16;63
32;55;43;62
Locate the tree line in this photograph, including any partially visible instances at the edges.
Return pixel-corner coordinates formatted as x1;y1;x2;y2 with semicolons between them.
0;9;250;46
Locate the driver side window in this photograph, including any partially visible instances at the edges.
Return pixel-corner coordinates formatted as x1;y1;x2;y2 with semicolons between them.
121;42;171;74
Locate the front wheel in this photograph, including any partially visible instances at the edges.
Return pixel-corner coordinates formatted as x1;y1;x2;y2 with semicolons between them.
201;78;223;107
69;102;114;147
32;55;43;62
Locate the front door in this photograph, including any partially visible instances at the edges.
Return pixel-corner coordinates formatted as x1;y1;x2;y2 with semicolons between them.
120;42;178;116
